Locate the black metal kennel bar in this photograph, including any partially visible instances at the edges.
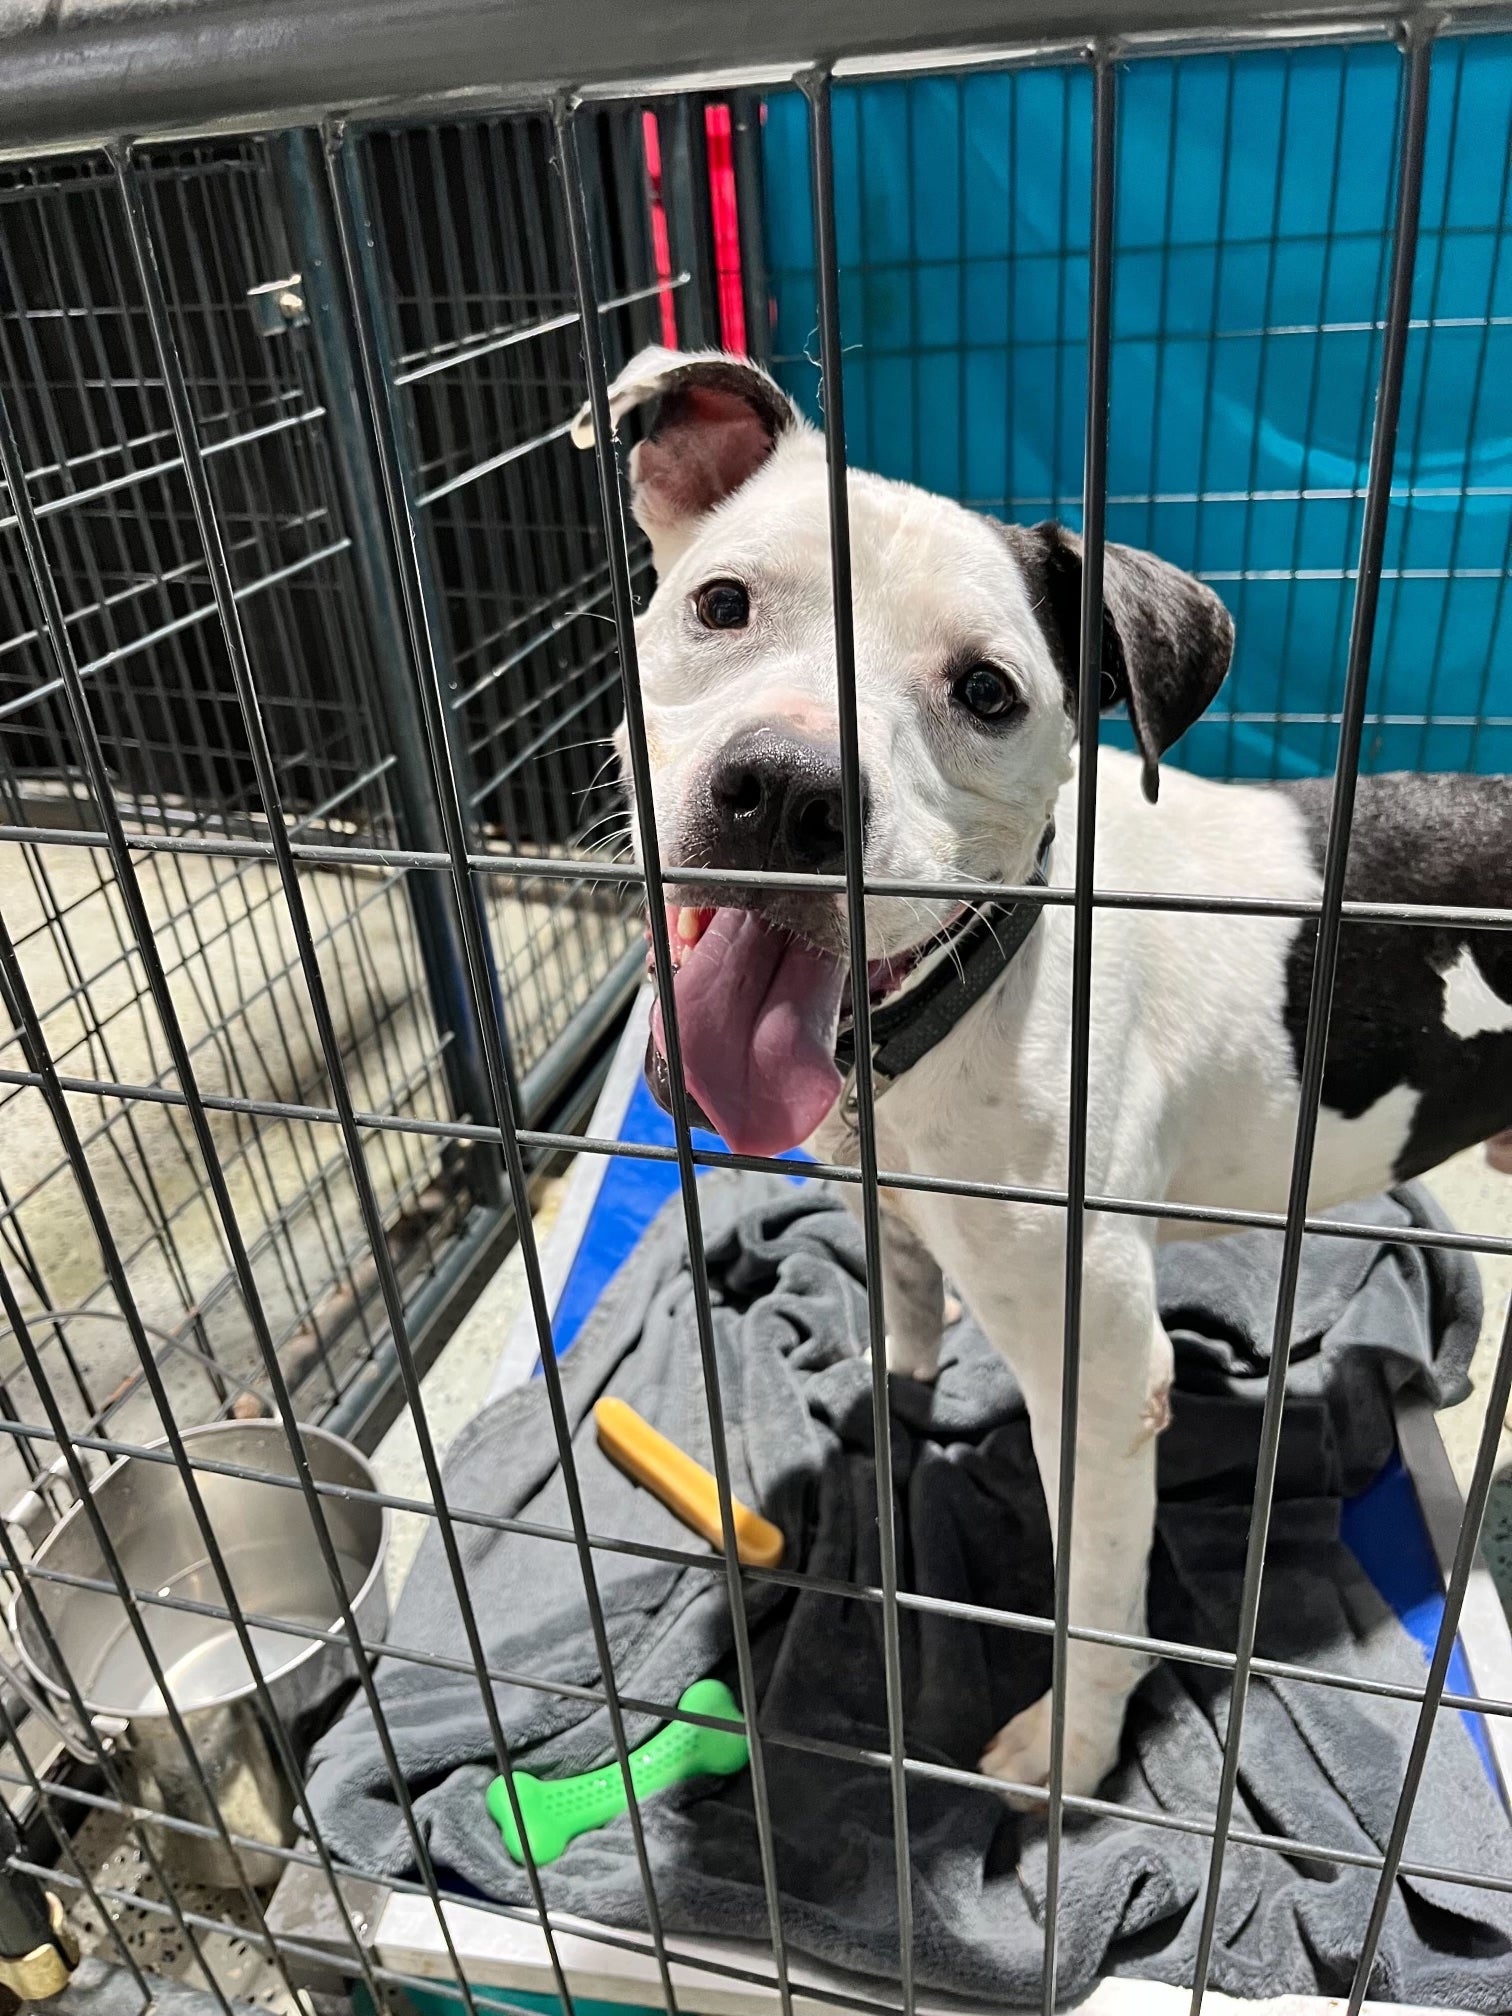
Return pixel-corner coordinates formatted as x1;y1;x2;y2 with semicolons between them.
1187;32;1432;2007
5;0;1512;152
322;105;686;2016
1041;46;1116;2012
12;815;1512;929
0;103;669;2016
7;1644;1512;1903
273;128;507;1217
10;1029;1512;1261
554;90;799;2016
0;868;423;2016
1348;1286;1512;2005
0;108;653;1464
4;1627;1510;1920
0;242;507;2016
0;1695;155;2006
802;61;918;2016
113;131;579;2016
9;1401;1512;1728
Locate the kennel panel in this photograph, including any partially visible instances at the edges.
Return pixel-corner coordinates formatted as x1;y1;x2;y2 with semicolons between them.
340;109;674;1081
0;13;1504;2016
0;114;664;1470
0;140;474;1460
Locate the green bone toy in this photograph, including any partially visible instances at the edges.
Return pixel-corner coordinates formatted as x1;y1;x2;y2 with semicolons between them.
486;1678;749;1866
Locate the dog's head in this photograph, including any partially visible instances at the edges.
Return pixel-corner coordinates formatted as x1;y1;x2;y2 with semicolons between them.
572;346;1234;1156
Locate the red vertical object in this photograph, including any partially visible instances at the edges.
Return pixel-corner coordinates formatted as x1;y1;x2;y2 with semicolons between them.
641;112;680;349
641;104;750;357
703;103;747;354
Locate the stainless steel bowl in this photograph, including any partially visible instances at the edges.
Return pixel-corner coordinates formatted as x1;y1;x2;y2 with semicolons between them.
7;1420;388;1888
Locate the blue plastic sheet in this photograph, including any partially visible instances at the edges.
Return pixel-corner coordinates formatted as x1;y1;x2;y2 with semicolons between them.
760;40;1512;779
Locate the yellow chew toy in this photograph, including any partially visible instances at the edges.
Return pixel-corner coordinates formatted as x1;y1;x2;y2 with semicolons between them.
593;1396;785;1567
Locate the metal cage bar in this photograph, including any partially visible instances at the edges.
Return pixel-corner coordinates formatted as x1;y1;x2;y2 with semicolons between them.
11;814;1512;927
6;1405;1512;1726
0;1693;155;2007
322;108;686;2014
0;136;491;1443
800;60;919;2016
0;242;501;2016
0;110;655;1458
1041;45;1116;2011
0;1507;239;2016
1185;27;1434;2007
1346;1290;1512;2008
111;133;580;2016
9;1026;1512;1256
554;90;799;2016
6;0;1512;152
8;1543;1512;1901
0;923;395;2016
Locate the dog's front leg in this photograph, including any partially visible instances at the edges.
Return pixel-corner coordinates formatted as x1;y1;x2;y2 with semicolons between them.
979;1223;1172;1799
835;1184;949;1381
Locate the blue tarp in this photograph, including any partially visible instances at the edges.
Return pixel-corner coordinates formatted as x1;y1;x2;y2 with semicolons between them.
760;39;1512;779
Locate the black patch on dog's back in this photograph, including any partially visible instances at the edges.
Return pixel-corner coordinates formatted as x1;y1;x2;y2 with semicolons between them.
1280;773;1512;1180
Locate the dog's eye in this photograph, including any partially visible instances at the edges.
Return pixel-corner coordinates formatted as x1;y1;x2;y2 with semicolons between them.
694;579;750;630
952;661;1020;723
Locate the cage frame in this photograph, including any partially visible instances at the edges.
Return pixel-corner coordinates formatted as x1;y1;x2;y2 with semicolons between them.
0;5;1508;2016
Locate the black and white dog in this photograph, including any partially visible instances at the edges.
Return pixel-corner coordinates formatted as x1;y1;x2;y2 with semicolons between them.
573;346;1512;1798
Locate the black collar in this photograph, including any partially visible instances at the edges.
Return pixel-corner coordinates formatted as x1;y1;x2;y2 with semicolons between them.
833;824;1055;1097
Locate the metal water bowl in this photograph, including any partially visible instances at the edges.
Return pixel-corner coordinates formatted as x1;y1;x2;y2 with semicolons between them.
7;1421;388;1889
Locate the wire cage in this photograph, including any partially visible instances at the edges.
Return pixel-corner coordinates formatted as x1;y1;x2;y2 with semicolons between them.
0;4;1506;2016
0;110;670;1472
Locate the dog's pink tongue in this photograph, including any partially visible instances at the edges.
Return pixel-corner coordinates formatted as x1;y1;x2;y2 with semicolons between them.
652;909;845;1156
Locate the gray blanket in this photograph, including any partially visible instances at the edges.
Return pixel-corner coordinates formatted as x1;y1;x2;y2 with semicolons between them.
306;1170;1512;2007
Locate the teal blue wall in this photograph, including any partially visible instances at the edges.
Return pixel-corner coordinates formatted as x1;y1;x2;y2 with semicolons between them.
759;39;1512;780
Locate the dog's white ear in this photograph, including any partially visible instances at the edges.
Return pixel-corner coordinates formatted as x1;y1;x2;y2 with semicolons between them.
1002;520;1234;803
571;346;807;571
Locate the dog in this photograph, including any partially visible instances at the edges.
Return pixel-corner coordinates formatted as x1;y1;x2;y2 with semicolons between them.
572;345;1512;1798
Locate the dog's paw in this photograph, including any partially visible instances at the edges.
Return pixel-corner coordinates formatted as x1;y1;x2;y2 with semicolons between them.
884;1331;942;1382
978;1693;1120;1807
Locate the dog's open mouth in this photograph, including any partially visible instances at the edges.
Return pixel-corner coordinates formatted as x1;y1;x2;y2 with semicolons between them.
644;903;939;1157
646;905;848;1157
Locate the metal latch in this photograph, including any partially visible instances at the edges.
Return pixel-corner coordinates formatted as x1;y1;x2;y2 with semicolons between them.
246;275;308;336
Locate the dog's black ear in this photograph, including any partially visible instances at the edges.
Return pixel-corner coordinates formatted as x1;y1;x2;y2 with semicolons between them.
571;345;808;571
1001;520;1234;803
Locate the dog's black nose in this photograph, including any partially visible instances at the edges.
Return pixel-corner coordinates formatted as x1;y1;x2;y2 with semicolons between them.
706;724;867;874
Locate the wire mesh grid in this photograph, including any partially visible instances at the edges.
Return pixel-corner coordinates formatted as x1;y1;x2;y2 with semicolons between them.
0;117;654;1482
760;36;1512;782
351;108;652;1089
0;12;1504;2016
